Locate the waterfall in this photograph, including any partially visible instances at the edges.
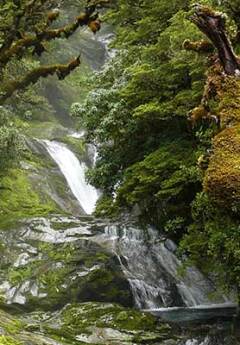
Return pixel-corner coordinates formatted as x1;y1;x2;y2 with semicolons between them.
99;224;229;310
42;140;98;215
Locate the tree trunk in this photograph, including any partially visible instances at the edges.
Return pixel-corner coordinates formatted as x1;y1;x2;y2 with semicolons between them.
190;5;240;75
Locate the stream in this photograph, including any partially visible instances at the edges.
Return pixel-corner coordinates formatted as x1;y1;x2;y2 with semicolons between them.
0;138;237;344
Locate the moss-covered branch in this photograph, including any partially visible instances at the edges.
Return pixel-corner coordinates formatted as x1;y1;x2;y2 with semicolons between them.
0;5;101;68
0;0;50;55
0;0;112;103
183;39;214;54
0;56;81;104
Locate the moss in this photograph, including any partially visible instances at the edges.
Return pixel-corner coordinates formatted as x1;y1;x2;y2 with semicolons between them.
2;233;132;311
60;302;164;334
0;303;174;345
0;336;23;345
59;136;85;157
24;121;67;140
0;168;60;220
0;58;81;104
218;77;240;127
204;126;240;211
203;76;240;211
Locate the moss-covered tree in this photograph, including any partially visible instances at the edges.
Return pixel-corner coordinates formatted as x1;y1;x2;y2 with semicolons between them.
0;0;110;104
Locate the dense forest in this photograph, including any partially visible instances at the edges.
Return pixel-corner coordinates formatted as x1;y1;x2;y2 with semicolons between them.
1;0;240;344
74;0;240;295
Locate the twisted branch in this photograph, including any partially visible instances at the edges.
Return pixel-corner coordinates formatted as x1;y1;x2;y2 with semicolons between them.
189;4;240;75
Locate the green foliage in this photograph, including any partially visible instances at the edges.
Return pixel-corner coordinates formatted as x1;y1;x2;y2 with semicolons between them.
72;0;240;293
116;139;200;226
181;192;240;291
0;107;24;171
94;195;120;217
73;0;205;223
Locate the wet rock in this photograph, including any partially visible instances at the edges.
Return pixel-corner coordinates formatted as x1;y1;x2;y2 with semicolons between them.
0;302;177;345
0;217;133;311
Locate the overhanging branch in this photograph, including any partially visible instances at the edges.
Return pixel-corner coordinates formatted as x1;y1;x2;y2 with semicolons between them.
0;2;103;69
0;56;81;104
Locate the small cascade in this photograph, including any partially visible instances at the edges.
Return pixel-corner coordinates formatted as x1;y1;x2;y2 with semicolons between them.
100;224;229;310
42;140;98;214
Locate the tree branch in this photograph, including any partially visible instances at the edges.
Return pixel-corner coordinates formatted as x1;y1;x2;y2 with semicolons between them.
0;0;51;55
183;39;214;54
0;56;81;104
0;2;102;69
0;0;111;103
189;4;240;75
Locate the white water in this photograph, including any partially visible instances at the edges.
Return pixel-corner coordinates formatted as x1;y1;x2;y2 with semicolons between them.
42;140;98;214
97;225;229;310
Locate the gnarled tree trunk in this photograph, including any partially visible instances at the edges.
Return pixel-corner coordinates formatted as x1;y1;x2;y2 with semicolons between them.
190;5;240;75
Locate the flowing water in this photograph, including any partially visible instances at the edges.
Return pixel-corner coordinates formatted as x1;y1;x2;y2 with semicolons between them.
0;139;237;344
42;140;98;215
96;225;229;310
40;139;235;314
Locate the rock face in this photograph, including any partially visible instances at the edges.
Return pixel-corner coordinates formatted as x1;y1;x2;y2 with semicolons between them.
0;216;133;310
0;302;175;345
0;216;227;312
0;216;179;345
0;217;237;344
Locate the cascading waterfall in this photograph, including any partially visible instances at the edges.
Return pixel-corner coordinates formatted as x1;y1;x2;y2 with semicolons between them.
42;140;98;215
35;137;235;338
100;224;229;310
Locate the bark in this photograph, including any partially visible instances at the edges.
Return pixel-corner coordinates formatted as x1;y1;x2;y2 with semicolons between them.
190;5;240;75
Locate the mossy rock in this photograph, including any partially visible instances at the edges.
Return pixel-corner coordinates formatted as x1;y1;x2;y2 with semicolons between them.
59;136;85;158
0;302;176;345
0;168;60;220
41;302;174;344
24;121;68;140
0;217;133;311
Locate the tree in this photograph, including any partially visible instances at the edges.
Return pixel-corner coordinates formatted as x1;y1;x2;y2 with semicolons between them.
0;0;110;105
188;4;239;75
